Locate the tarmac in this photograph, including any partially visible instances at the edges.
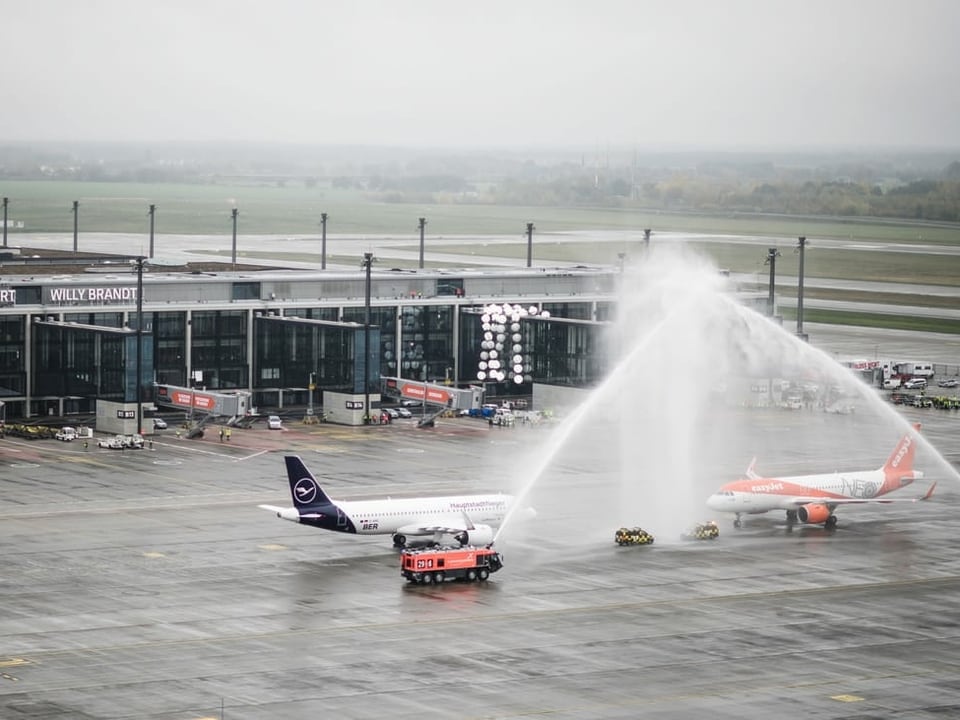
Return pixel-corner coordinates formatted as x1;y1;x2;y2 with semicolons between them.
2;359;959;719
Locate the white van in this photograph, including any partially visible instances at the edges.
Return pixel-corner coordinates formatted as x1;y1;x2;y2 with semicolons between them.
267;415;282;430
903;377;927;390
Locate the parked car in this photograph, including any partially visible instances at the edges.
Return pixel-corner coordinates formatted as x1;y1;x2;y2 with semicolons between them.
937;378;959;388
382;407;400;419
152;417;168;430
396;407;413;419
267;415;282;429
903;378;927;389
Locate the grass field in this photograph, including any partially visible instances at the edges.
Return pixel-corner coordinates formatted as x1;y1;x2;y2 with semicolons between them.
2;179;959;244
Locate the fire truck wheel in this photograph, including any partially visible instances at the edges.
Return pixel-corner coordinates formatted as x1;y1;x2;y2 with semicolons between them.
433;572;445;584
478;568;489;581
466;569;477;582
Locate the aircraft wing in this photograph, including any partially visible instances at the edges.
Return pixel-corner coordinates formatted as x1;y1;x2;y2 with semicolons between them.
396;516;473;537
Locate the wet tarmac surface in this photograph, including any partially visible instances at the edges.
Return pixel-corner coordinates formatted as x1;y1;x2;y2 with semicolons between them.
1;388;959;719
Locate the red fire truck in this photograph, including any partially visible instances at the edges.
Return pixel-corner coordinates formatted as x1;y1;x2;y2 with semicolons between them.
401;545;503;584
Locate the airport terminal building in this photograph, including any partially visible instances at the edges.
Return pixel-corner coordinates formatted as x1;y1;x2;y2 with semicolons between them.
0;256;622;420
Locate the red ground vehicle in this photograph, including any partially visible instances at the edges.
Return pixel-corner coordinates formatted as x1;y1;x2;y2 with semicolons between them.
401;545;503;584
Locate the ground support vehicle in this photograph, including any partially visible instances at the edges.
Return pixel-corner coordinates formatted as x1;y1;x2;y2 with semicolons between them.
615;527;655;545
55;427;77;441
682;521;720;540
97;434;145;450
401;545;503;584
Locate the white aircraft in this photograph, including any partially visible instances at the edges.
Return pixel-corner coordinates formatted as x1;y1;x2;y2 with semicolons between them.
707;423;935;529
260;455;533;546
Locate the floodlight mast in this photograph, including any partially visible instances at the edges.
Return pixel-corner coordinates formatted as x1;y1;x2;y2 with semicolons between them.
320;212;328;270
361;252;374;423
72;200;79;252
418;217;427;269
764;247;781;317
231;207;239;269
796;236;808;340
526;222;535;267
134;256;146;436
148;204;156;259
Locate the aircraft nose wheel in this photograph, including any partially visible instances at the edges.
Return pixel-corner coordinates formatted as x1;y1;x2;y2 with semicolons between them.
733;516;742;529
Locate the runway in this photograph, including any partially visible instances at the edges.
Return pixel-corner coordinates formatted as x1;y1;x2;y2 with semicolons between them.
1;395;958;719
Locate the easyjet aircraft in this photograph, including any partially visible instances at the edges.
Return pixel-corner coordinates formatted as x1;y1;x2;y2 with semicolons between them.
260;456;534;546
707;423;935;529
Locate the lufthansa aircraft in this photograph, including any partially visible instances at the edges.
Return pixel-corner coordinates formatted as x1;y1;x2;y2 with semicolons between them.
260;455;532;546
707;423;935;529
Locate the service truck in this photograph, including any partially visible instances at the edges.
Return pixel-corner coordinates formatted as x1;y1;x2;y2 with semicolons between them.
401;545;503;584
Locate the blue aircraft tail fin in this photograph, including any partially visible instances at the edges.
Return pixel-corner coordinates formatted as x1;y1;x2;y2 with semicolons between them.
284;455;334;508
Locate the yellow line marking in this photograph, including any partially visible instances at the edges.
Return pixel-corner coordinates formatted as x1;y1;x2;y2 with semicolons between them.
0;658;29;668
142;551;166;558
831;694;865;702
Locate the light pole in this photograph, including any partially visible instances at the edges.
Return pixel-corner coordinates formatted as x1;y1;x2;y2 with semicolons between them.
148;204;156;259
72;200;79;252
764;247;781;318
796;236;808;340
525;222;535;268
361;252;374;423
418;217;427;269
2;197;7;248
134;256;146;436
231;207;239;269
320;212;328;270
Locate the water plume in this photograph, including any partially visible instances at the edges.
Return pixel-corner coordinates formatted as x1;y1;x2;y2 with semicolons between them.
495;243;957;545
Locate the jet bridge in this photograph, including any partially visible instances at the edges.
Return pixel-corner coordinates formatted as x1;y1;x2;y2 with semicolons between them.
381;377;482;412
154;384;254;426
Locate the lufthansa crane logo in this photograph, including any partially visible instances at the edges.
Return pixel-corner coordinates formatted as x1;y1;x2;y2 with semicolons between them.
293;477;318;505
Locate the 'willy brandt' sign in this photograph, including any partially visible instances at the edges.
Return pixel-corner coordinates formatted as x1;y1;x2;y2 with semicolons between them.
46;287;139;303
1;286;140;306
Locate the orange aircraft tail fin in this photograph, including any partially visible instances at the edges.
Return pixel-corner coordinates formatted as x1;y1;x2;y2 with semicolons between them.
880;423;922;493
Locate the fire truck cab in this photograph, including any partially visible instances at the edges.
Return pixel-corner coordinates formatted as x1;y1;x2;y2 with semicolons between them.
401;545;503;584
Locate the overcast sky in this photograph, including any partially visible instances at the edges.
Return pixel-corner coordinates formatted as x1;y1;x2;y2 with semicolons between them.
4;0;959;150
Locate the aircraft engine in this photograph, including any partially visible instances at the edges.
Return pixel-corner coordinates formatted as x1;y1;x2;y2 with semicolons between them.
454;524;494;546
797;503;831;524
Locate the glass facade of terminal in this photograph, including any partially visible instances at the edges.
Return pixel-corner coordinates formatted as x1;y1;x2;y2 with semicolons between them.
0;265;630;419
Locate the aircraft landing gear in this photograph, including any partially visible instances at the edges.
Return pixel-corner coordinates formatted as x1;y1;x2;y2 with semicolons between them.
392;534;407;548
824;515;838;529
785;509;798;523
733;515;742;529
